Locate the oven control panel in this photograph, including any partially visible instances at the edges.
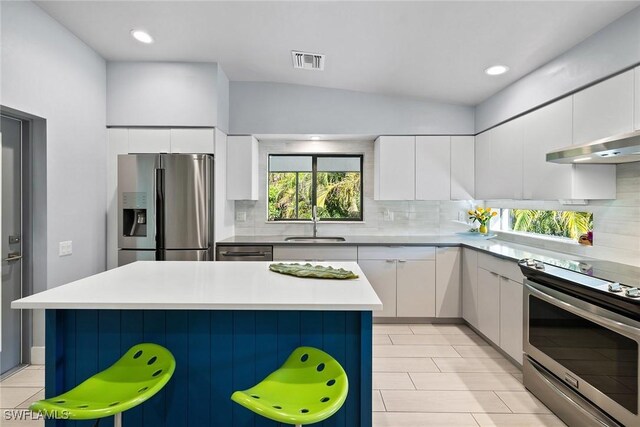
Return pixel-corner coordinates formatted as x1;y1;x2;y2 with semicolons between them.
519;259;640;301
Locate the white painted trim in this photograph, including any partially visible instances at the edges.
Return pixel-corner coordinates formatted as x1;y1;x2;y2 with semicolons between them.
31;346;45;365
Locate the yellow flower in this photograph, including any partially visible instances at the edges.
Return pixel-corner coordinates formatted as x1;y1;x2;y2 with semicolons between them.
477;207;484;213
467;210;474;215
492;211;498;216
486;207;492;212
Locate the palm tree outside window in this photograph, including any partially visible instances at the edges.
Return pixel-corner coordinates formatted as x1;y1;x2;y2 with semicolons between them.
498;209;593;242
268;154;363;221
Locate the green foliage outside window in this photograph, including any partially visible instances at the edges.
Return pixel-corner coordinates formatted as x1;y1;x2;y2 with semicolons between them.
268;155;362;221
509;209;593;240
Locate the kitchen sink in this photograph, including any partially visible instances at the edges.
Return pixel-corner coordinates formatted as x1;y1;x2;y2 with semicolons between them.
284;236;346;243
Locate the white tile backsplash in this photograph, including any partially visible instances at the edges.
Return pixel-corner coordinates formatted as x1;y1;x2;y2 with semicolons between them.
234;140;640;266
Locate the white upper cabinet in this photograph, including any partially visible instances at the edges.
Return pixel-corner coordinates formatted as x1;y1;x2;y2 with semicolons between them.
474;130;493;200
492;118;524;200
522;98;573;200
374;136;415;200
415;136;451;200
226;135;259;200
128;129;171;153
635;67;640;130
573;69;635;144
475;119;523;200
450;136;475;200
170;129;214;154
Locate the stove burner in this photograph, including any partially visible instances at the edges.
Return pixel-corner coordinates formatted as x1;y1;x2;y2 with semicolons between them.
608;283;623;293
626;288;640;298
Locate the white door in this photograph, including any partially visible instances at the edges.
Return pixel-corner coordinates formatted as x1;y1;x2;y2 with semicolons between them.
573;70;634;145
415;136;450;200
359;260;397;317
500;277;524;364
477;268;500;344
1;115;23;374
374;136;415;200
461;248;478;327
435;247;461;318
396;260;436;317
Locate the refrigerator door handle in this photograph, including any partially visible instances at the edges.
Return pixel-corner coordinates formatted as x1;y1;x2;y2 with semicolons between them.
155;167;166;260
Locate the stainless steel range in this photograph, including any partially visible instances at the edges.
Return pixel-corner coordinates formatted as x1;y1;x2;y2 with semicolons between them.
519;259;640;427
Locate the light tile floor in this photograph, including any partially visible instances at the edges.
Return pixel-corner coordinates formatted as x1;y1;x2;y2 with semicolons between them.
0;323;567;426
372;323;567;426
1;366;45;426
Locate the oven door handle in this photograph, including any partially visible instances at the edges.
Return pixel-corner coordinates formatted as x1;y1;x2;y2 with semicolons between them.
525;281;640;338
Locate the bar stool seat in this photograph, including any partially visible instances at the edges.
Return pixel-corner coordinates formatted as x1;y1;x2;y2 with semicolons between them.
231;346;348;427
30;343;175;426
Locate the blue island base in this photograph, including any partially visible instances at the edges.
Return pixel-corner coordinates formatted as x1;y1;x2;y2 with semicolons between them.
45;310;372;427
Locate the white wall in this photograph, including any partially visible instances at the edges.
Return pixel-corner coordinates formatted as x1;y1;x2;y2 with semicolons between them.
1;1;107;348
476;6;640;132
230;82;475;135
107;61;222;127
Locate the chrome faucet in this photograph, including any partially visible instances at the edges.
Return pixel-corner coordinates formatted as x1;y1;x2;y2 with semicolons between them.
312;205;318;238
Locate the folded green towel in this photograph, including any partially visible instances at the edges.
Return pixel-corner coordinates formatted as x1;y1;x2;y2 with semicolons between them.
269;263;358;280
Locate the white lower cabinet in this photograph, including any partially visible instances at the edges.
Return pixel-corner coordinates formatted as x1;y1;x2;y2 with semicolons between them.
500;277;524;364
464;249;524;365
358;260;397;318
477;268;501;344
357;246;436;318
461;248;479;327
435;247;461;318
397;260;436;317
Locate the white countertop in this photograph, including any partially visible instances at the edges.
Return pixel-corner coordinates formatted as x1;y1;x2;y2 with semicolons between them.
12;261;382;311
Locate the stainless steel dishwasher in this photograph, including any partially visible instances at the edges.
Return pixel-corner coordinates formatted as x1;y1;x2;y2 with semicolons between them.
216;245;273;261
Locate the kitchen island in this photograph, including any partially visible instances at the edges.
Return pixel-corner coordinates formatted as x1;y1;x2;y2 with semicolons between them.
12;261;381;427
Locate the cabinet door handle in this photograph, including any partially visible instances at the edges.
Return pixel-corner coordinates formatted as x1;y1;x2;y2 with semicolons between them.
386;259;395;263
398;259;407;263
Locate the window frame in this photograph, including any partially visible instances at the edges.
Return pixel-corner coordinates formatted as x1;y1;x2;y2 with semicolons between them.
496;208;593;244
267;153;364;222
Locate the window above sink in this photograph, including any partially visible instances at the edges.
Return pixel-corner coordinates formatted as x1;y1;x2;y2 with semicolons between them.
267;154;363;222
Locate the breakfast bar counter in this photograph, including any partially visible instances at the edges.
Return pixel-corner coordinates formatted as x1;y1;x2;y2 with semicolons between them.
13;261;381;427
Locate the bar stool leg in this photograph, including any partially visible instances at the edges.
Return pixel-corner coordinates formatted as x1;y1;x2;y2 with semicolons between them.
114;413;122;427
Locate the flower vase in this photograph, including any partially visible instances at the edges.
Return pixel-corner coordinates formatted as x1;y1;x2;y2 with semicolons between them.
479;224;488;234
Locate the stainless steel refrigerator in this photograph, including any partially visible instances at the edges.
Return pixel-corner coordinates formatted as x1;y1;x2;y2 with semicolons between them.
117;153;214;266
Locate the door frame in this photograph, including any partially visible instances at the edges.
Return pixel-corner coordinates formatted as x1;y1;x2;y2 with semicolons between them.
1;106;48;367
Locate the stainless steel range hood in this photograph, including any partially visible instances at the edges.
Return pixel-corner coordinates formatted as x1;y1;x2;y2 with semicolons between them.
546;130;640;164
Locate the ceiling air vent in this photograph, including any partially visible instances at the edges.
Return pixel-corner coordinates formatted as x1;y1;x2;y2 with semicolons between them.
291;51;325;71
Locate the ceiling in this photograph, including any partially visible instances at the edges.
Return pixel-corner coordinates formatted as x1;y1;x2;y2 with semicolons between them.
36;1;640;106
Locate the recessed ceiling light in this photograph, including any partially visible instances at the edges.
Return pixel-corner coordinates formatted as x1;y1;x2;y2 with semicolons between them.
484;65;509;76
310;136;320;141
131;29;154;44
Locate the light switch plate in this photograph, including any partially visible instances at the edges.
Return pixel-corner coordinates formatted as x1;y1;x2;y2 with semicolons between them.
236;211;247;222
59;240;72;256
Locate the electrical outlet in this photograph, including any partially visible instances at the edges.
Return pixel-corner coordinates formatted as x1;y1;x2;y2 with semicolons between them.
383;209;394;222
235;211;247;222
59;240;72;256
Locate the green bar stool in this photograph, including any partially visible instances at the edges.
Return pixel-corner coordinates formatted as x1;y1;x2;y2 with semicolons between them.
231;346;349;427
30;343;175;427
